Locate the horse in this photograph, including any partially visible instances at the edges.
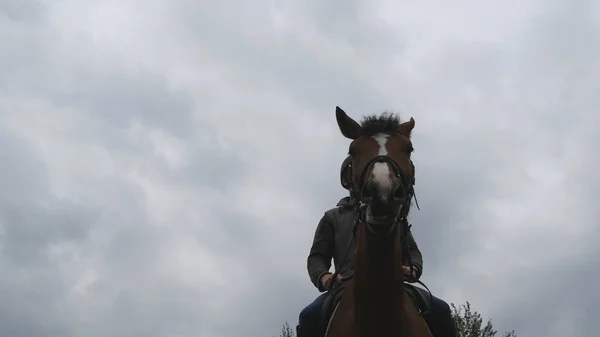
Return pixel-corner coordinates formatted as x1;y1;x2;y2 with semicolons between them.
324;106;431;337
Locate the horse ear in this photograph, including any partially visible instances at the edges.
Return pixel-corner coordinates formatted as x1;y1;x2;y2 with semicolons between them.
336;106;361;140
399;117;415;138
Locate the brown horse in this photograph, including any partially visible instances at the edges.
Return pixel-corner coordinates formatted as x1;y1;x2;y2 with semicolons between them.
325;107;431;337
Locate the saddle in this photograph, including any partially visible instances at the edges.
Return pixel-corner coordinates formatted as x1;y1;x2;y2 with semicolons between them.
317;282;433;336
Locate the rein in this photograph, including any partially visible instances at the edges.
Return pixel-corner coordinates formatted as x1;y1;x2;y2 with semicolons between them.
327;154;433;315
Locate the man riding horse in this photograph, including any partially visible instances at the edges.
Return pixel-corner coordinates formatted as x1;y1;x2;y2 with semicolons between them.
297;113;458;337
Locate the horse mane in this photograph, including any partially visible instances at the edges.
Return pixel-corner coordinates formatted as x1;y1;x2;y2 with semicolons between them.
359;112;404;137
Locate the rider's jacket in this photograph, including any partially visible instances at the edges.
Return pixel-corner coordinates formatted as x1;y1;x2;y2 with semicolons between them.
307;196;423;292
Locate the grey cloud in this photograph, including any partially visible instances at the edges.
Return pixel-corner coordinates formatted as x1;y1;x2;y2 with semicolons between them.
200;205;263;257
45;74;195;148
53;74;195;138
1;1;598;337
0;271;71;337
173;2;401;113
490;250;600;337
0;129;94;266
0;128;49;205
0;130;78;337
157;144;248;191
1;205;94;266
0;0;46;22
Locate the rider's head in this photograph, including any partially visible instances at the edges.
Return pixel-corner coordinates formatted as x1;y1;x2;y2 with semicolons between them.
340;155;353;192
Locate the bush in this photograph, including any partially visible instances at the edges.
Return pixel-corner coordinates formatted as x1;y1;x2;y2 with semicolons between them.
451;301;516;337
275;321;295;337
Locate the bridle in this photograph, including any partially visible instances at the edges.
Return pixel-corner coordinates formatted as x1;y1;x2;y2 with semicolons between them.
350;154;417;236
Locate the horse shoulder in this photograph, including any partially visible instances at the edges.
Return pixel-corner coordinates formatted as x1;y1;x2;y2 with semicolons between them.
326;281;357;337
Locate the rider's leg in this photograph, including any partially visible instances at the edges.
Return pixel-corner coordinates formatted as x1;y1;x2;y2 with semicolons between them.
423;295;457;337
298;292;329;337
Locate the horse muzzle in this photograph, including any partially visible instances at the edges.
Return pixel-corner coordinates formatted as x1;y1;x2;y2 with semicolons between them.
361;179;405;233
361;179;407;206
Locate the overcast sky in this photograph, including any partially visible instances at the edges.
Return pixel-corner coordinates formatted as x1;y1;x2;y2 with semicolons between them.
1;0;599;336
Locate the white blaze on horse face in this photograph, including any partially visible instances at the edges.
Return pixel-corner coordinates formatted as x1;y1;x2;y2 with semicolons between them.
371;133;393;202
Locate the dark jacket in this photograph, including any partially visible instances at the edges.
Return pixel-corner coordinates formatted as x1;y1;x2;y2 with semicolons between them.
307;196;423;292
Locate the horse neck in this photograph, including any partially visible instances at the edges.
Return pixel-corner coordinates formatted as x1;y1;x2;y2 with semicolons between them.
352;222;406;337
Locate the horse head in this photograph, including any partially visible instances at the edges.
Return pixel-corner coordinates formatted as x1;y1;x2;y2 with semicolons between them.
336;106;416;235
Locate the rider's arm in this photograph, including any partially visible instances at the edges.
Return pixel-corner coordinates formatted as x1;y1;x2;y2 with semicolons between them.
406;229;423;280
307;212;335;292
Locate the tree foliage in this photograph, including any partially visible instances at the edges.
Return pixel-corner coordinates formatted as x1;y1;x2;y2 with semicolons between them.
275;321;295;337
277;301;516;337
451;301;516;337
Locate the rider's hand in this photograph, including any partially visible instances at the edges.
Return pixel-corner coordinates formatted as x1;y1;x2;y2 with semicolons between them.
402;265;417;281
320;273;343;289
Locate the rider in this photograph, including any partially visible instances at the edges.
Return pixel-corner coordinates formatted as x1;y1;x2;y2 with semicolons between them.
297;156;457;337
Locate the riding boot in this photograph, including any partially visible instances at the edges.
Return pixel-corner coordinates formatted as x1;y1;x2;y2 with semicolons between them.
296;324;306;337
298;322;327;337
296;323;316;337
447;317;458;337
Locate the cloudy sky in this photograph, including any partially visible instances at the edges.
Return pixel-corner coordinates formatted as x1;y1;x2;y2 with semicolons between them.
1;0;599;336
